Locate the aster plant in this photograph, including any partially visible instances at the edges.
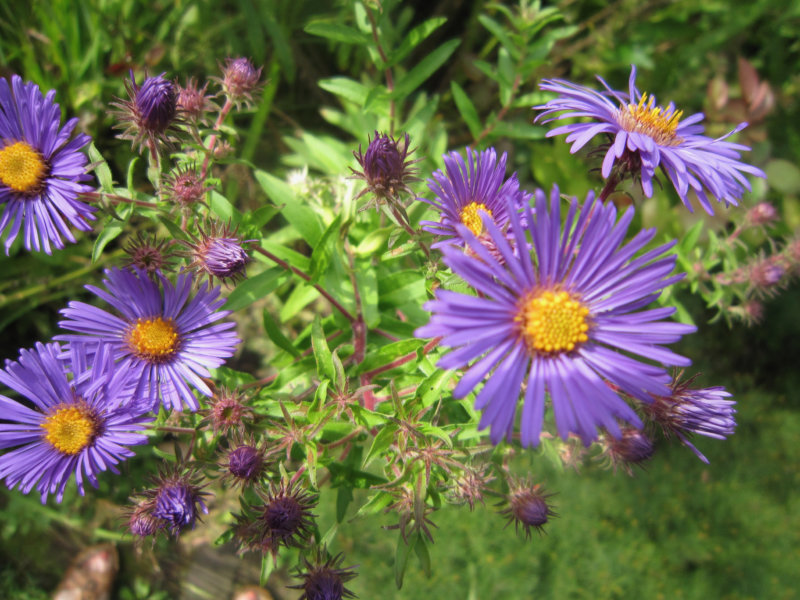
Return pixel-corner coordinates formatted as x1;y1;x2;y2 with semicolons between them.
0;75;95;254
534;66;765;213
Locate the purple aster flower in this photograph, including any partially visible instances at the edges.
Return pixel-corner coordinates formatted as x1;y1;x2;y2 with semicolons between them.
646;374;736;463
56;267;240;412
534;66;765;214
0;342;151;503
111;72;179;156
420;147;527;249
0;75;95;254
137;463;209;537
416;185;696;446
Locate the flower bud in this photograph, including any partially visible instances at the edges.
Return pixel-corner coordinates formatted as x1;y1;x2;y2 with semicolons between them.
112;72;179;154
499;478;556;538
351;131;418;206
745;202;778;227
602;426;654;474
220;57;262;106
177;78;212;122
290;551;358;600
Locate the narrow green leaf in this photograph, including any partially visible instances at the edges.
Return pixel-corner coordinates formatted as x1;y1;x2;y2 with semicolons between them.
477;15;518;59
262;309;301;357
88;143;114;192
350;491;393;520
224;268;286;312
260;555;274;587
319;77;368;105
414;535;432;578
91;220;124;263
310;215;342;283
391;39;461;99
279;284;320;322
363;424;398;468
336;486;354;522
395;531;419;589
387;17;448;68
304;21;369;44
255;169;324;245
312;316;334;381
451;81;482;139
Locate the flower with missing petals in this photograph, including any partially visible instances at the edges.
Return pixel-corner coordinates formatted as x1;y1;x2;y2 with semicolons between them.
0;342;151;503
0;75;95;254
219;58;262;107
416;185;695;446
646;373;736;463
420;147;526;249
498;478;556;538
351;131;419;205
112;72;179;155
290;550;358;600
534;66;765;213
57;267;240;412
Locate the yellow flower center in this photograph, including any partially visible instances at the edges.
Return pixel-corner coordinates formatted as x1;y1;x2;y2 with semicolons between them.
618;93;683;146
460;202;493;236
518;290;590;354
41;405;96;455
127;317;180;361
0;141;48;193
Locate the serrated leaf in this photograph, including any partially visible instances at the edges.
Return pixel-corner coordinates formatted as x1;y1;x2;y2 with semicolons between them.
312;316;334;381
263;309;301;357
451;81;482;139
225;267;286;312
391;39;461;99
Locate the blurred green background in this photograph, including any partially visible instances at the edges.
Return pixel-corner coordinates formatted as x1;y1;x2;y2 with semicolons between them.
1;0;799;598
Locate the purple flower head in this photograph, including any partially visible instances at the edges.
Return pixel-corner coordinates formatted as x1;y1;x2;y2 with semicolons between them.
0;342;152;503
290;551;358;600
219;433;268;487
182;222;251;285
416;185;696;446
220;57;262;106
351;131;419;204
123;233;175;276
147;464;209;536
602;426;655;474
56;267;240;412
0;75;95;254
420;147;525;249
534;66;766;214
499;478;556;538
177;77;212;122
647;374;736;463
126;499;164;539
112;72;180;155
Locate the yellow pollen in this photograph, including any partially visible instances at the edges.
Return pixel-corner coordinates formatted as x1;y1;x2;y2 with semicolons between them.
0;141;47;193
41;405;96;455
618;93;683;146
127;317;180;361
460;202;493;236
518;290;590;354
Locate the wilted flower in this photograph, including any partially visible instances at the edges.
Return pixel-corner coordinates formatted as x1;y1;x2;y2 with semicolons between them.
600;426;655;474
420;147;525;248
219;57;262;107
57;267;240;412
499;478;556;538
416;184;695;446
235;478;318;558
177;78;212;122
0;75;95;254
181;222;251;284
123;233;174;276
289;550;358;600
163;163;210;208
351;131;419;206
0;342;151;503
535;65;765;213
125;499;163;540
112;72;179;155
645;373;736;463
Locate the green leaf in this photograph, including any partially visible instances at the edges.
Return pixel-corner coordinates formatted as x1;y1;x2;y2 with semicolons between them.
208;190;240;223
336;486;354;523
157;215;188;242
387;17;448;68
451;81;482;139
312;316;334;381
391;39;461;99
260;555;274;587
91;220;125;263
491;121;547;140
395;531;419;589
350;491;393;520
279;283;320;322
224;268;286;312
354;227;392;258
263;309;301;357
255;169;324;245
88;143;114;192
319;77;368;105
304;21;369;44
310;215;342;283
478;15;517;59
355;339;425;375
363;424;399;468
414;535;432;578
